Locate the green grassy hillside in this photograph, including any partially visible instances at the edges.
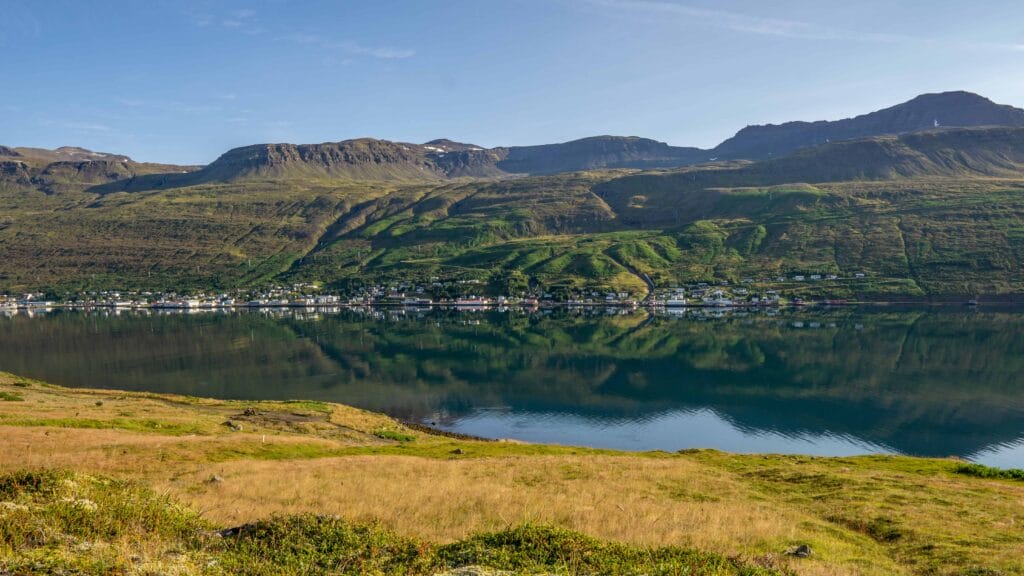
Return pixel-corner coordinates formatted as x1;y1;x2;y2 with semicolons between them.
3;128;1024;297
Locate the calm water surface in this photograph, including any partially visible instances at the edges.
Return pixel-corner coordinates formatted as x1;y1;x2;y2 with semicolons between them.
2;307;1022;467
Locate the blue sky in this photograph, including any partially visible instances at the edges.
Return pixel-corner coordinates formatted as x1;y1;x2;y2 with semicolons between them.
2;0;1023;164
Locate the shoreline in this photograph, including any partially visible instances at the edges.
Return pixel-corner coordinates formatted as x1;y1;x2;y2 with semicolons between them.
4;298;1016;313
1;373;1023;575
3;372;1020;469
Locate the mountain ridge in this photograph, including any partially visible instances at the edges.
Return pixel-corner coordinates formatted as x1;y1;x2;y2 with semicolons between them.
7;90;1024;195
92;90;1024;189
712;91;1024;160
0;145;200;194
5;125;1024;296
594;126;1024;228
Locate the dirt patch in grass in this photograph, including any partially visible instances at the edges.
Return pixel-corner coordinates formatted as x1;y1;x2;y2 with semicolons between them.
232;407;325;426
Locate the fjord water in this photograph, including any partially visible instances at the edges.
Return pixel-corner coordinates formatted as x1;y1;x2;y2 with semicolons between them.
1;307;1022;467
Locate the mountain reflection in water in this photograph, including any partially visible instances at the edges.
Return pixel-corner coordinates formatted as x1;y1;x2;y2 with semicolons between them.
1;306;1021;467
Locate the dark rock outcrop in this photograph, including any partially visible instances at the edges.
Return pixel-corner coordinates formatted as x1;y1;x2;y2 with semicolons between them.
0;160;32;187
32;160;137;194
197;139;445;181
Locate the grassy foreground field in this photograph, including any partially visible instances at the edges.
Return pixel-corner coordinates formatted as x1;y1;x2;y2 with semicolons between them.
0;373;1022;575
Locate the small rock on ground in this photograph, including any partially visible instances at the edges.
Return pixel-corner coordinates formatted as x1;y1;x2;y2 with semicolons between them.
786;544;812;558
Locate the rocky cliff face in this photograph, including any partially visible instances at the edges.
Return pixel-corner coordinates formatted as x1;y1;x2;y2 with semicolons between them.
713;91;1024;160
34;160;138;193
197;139;447;181
0;160;32;188
0;146;198;194
192;136;708;182
430;148;508;178
7;146;132;166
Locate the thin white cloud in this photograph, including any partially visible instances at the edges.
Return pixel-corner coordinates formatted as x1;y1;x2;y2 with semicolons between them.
583;0;905;42
284;33;415;59
193;14;214;27
583;0;1024;52
344;42;416;59
165;101;222;114
114;98;226;114
66;122;113;132
192;8;262;34
39;119;113;133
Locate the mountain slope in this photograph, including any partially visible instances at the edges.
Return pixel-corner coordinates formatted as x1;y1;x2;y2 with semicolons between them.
94;139;510;191
5;126;1024;296
12;90;1024;195
0;146;199;195
713;91;1024;160
4;94;1024;297
587;126;1024;233
198;140;448;181
66;90;1024;194
91;136;711;191
1;145;132;166
497;136;707;174
603;126;1024;200
292;127;1024;296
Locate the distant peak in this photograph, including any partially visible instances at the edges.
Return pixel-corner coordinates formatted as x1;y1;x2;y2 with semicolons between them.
713;90;1024;160
52;146;129;158
907;90;991;102
422;139;486;152
566;135;660;144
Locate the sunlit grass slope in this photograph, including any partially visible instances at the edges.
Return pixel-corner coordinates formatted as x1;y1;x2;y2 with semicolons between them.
4;169;1024;297
1;373;1022;575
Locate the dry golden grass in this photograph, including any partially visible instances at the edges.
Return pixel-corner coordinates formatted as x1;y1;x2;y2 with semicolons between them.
2;373;1022;575
164;455;898;576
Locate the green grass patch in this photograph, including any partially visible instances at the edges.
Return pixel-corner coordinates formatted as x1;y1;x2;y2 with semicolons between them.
373;429;417;443
436;524;778;576
0;392;23;402
215;514;431;575
0;417;206;436
954;463;1024;481
279;399;334;414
